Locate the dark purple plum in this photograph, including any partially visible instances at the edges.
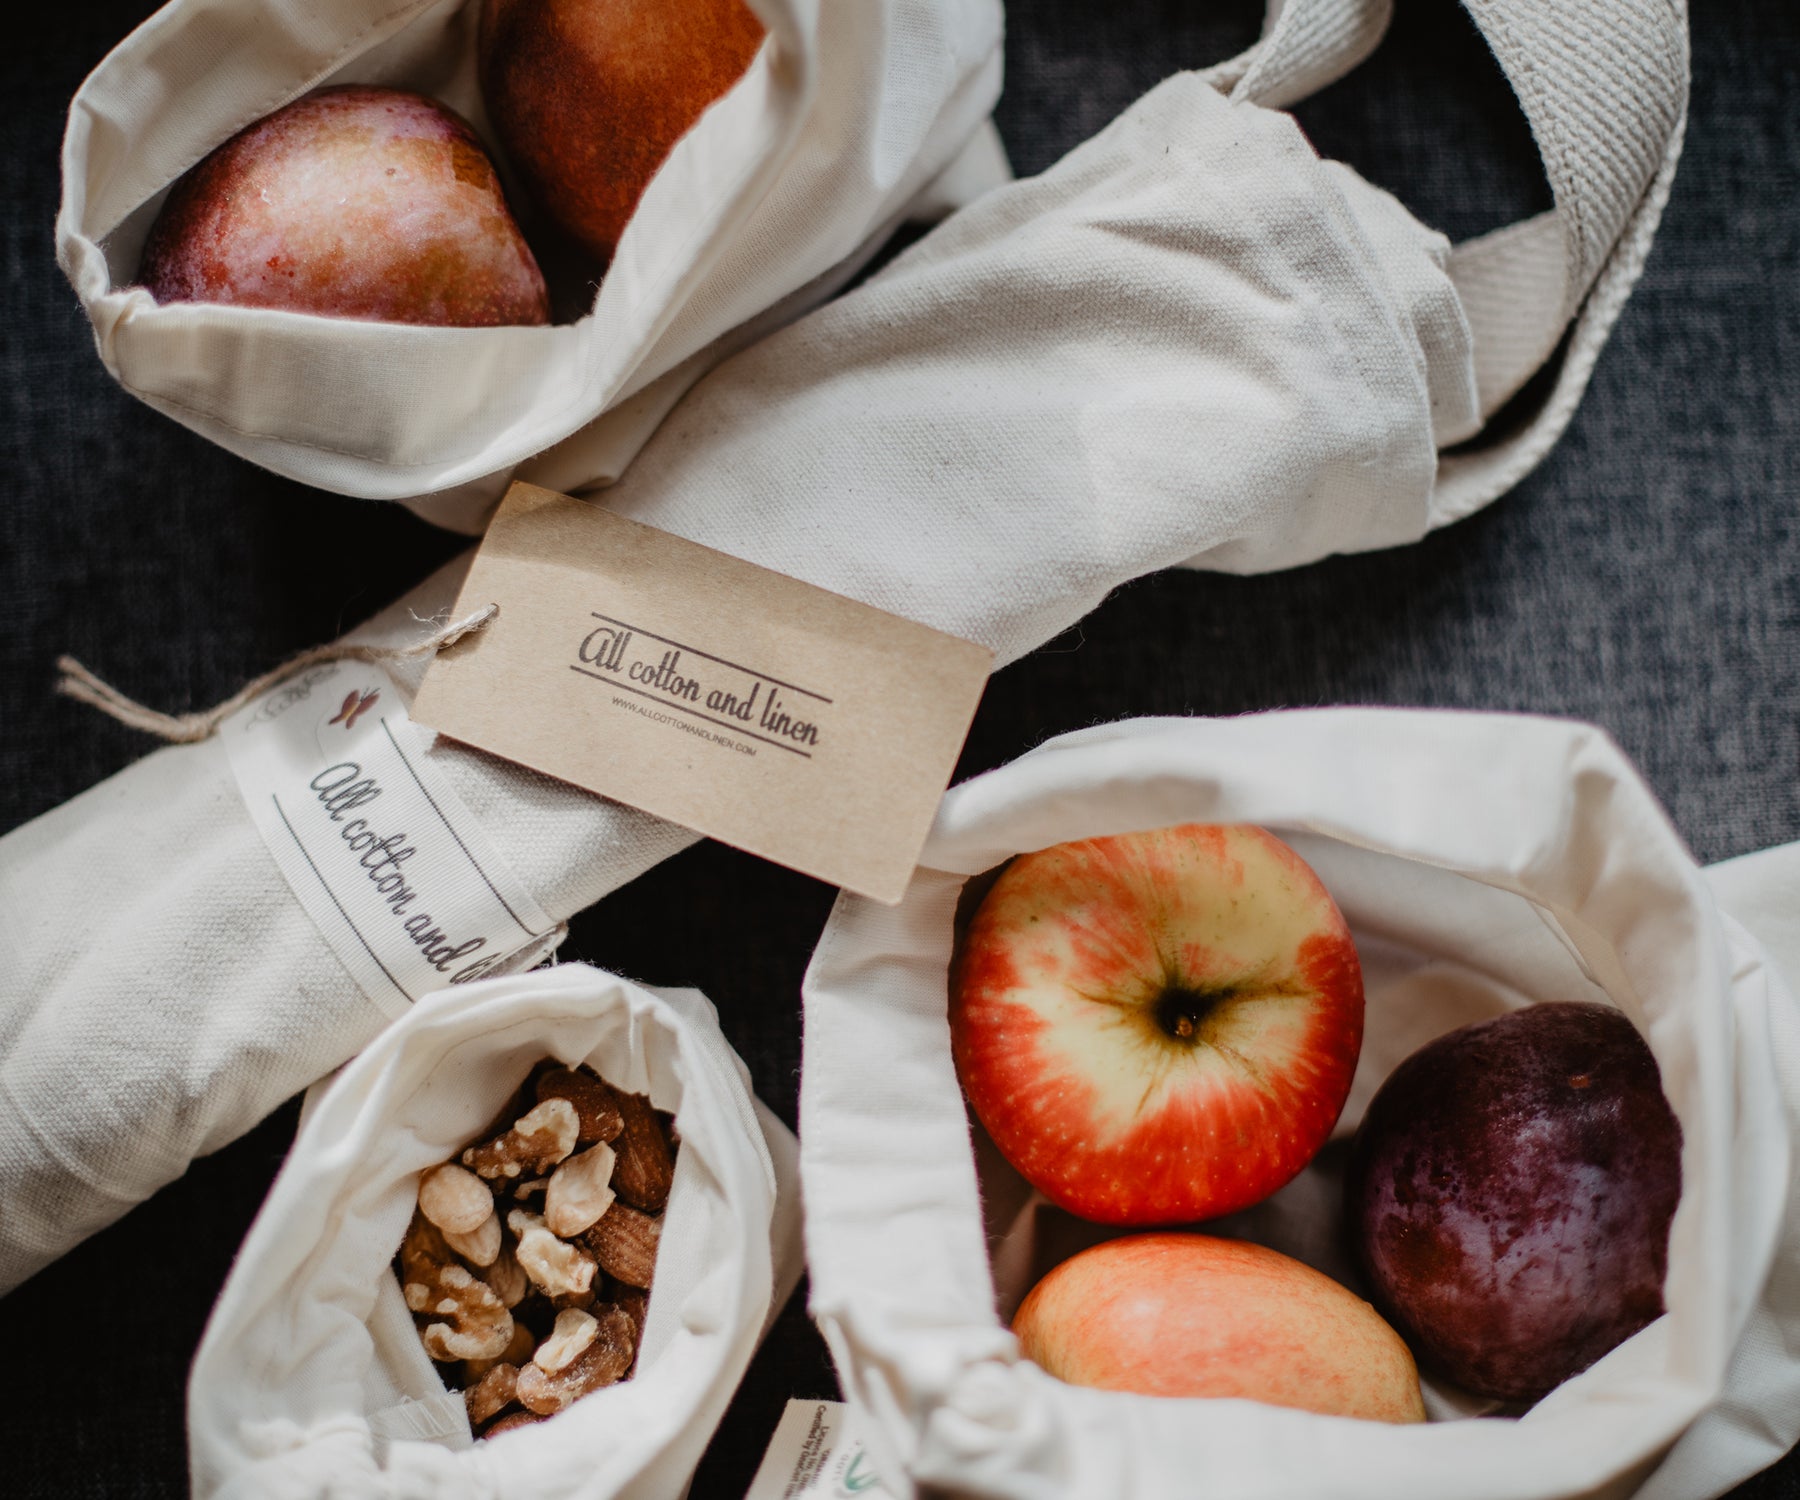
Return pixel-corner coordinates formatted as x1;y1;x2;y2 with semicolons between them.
1345;1001;1682;1404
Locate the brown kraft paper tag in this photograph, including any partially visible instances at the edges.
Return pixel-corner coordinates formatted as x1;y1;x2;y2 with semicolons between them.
411;483;992;904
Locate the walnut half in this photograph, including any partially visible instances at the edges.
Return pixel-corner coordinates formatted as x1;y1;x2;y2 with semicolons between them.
399;1212;514;1362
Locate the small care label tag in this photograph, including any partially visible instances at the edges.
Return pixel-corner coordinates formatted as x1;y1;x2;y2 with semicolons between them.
410;483;992;904
745;1400;895;1500
222;657;562;1018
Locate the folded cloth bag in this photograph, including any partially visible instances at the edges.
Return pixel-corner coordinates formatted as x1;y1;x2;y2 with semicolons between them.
531;0;1688;559
1;0;1685;1285
56;0;1006;523
187;962;802;1500
798;712;1800;1500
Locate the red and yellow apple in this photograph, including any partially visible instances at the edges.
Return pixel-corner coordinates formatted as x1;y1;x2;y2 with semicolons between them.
138;86;549;326
950;823;1363;1225
1014;1233;1425;1422
479;0;766;265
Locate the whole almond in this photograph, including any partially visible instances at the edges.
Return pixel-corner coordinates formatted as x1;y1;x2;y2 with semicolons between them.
536;1067;625;1145
583;1201;661;1289
614;1286;650;1340
611;1091;674;1212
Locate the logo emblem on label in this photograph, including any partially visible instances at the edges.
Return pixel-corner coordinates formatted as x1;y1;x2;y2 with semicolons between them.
328;687;381;730
744;1400;896;1500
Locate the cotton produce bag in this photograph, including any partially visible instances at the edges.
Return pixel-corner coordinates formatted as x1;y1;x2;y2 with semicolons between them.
57;0;1005;520
798;713;1800;1500
2;0;1687;1286
187;962;802;1500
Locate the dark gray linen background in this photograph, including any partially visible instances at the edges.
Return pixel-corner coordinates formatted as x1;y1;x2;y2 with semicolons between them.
3;0;1795;1495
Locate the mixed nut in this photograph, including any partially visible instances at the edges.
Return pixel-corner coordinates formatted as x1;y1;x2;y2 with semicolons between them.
396;1061;677;1437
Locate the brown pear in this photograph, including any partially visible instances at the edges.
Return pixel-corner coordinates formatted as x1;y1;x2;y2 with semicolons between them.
138;85;549;326
479;0;766;266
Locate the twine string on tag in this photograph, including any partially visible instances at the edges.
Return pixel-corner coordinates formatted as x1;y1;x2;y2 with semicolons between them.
54;603;499;744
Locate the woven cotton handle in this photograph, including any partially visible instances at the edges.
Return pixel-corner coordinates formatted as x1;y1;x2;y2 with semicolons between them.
1208;0;1688;425
1464;0;1686;310
1199;0;1394;110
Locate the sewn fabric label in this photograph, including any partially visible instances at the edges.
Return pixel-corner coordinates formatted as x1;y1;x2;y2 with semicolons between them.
411;483;992;904
745;1400;896;1500
222;657;562;1019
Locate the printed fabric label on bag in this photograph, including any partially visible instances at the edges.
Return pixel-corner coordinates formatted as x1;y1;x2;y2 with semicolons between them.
410;483;993;904
745;1400;896;1499
222;657;561;1019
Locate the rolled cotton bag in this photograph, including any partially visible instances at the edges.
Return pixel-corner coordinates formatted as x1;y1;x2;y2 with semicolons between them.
186;964;801;1499
536;0;1687;655
57;0;1006;523
0;558;696;1293
797;712;1800;1500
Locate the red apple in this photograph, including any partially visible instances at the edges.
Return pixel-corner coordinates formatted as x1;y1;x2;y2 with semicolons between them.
950;824;1363;1225
479;0;766;265
1014;1233;1425;1422
138;86;549;326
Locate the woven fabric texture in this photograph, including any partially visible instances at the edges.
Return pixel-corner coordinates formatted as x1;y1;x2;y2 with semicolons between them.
0;0;1795;1496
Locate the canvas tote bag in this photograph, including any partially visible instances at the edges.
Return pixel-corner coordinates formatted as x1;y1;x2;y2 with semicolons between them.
798;713;1800;1500
56;0;1006;521
186;964;803;1499
2;0;1685;1286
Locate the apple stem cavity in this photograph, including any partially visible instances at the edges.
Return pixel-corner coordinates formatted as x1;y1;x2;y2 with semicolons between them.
949;822;1366;1226
1153;986;1217;1044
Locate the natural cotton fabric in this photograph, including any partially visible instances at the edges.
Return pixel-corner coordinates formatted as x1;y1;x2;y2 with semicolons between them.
57;0;1005;518
799;712;1800;1500
187;966;800;1500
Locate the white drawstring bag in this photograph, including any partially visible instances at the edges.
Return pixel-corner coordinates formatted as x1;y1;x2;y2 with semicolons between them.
798;712;1800;1500
2;0;1686;1286
57;0;1006;521
187;962;802;1500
